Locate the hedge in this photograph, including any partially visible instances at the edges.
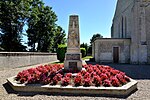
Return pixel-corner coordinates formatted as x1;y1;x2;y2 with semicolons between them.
56;44;67;62
57;45;86;62
80;48;86;57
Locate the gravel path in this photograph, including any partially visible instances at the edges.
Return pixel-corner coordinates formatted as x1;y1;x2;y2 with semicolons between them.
0;64;150;100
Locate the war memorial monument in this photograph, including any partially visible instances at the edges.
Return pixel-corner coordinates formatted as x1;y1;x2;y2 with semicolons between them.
7;15;137;97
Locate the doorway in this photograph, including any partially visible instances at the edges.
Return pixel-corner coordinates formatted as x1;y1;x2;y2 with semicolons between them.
113;47;119;63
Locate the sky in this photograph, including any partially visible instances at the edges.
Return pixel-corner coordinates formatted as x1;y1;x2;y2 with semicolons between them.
23;0;117;45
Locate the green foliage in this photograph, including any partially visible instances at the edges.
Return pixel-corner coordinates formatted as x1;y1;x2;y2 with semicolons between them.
82;56;93;60
57;44;67;62
0;0;31;51
56;45;87;62
0;0;66;52
27;2;66;52
80;43;88;56
52;26;66;52
90;33;103;44
87;46;92;54
27;2;58;52
88;33;103;54
80;48;86;57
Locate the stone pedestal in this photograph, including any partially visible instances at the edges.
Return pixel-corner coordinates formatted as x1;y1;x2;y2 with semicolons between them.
64;15;82;72
64;53;82;72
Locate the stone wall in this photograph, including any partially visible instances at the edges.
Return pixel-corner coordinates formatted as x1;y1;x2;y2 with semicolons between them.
93;38;131;63
111;0;150;64
130;1;149;64
145;4;150;64
0;52;57;69
112;0;134;38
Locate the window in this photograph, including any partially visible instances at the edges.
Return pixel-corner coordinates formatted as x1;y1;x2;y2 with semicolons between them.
121;16;124;38
125;17;127;38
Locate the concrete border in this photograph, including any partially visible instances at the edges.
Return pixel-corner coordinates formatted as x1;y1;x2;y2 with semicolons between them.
7;76;137;97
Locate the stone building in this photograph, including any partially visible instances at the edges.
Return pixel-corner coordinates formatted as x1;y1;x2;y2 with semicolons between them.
93;0;150;64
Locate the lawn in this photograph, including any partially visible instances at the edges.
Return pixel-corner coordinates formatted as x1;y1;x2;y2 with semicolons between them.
82;56;93;60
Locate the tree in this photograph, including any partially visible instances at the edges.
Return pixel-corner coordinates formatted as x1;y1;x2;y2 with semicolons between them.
0;0;66;52
90;33;103;45
0;0;33;51
26;0;44;51
80;42;88;56
27;3;58;52
52;26;66;52
89;33;103;54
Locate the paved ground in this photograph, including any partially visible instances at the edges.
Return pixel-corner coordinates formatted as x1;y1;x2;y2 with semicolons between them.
0;63;150;100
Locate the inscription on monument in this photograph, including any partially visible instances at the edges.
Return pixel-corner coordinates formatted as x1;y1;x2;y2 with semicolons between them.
69;62;77;69
66;54;80;60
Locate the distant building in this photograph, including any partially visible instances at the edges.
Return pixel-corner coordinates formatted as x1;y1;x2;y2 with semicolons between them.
93;0;150;64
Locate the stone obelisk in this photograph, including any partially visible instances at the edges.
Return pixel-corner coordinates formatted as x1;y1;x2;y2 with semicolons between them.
64;15;82;73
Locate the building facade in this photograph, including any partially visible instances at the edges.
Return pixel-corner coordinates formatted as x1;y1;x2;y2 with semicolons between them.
93;0;150;64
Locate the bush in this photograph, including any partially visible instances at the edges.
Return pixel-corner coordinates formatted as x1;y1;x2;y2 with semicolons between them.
57;45;86;61
80;48;86;57
57;44;67;62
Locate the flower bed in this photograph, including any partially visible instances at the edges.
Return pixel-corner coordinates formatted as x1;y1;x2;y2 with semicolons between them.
15;64;130;87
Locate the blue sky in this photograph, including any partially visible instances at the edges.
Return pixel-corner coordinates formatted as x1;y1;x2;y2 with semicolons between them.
23;0;117;45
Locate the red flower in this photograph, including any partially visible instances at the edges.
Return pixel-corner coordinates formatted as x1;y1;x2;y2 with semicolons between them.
80;70;86;76
111;77;120;87
96;69;101;76
74;74;82;86
65;73;72;78
83;77;91;87
42;77;51;85
87;67;93;73
16;72;23;81
51;76;59;85
116;73;123;79
101;69;107;73
105;72;111;77
83;64;89;69
40;74;50;84
15;64;131;87
116;74;127;85
61;77;70;86
84;72;91;79
103;79;111;87
27;75;35;84
91;72;97;77
92;75;102;86
27;68;35;74
92;65;98;71
119;72;125;76
100;73;108;81
20;78;27;84
110;69;120;75
124;75;130;82
56;73;63;81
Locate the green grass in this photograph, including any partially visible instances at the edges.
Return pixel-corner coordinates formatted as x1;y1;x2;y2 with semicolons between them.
52;61;64;64
82;56;93;60
51;56;93;64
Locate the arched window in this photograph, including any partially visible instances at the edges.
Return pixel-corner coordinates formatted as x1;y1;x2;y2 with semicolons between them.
125;17;127;38
121;16;124;38
118;23;120;38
